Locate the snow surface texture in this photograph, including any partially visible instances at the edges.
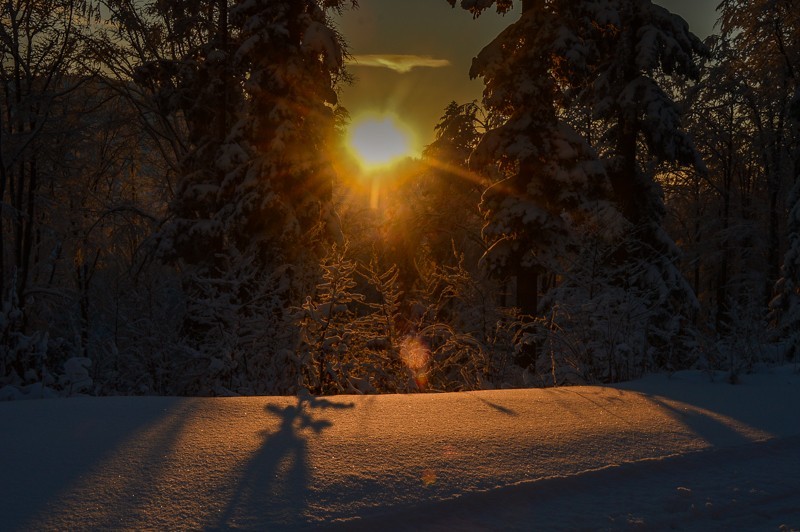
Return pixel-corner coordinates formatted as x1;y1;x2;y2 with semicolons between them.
1;366;799;531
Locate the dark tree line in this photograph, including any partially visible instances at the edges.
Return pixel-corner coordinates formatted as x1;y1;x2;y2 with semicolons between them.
1;0;797;398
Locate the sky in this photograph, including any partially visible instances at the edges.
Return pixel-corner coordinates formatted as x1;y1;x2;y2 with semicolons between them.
335;0;719;152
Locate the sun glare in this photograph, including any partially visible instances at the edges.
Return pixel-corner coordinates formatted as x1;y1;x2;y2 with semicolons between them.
347;115;415;170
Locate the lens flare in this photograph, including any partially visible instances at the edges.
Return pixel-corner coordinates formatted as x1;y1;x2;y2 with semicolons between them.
421;469;437;486
400;335;430;390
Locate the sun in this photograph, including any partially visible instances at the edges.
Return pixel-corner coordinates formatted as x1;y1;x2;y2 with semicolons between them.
347;114;416;170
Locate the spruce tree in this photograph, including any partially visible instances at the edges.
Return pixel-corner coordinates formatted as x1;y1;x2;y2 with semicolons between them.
448;0;619;368
449;0;705;376
583;0;706;370
150;0;353;393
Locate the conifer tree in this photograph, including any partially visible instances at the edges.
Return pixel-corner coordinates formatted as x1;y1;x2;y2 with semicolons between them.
144;0;353;393
448;0;619;368
449;0;705;375
583;0;706;369
720;0;800;357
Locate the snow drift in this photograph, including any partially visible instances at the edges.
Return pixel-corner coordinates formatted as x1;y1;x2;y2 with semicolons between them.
1;366;799;530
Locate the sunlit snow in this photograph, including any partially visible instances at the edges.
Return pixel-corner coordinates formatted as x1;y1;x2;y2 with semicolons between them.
1;366;798;530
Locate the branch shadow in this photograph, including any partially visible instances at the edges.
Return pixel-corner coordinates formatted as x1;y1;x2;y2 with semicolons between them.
471;395;518;416
213;394;354;530
549;388;637;427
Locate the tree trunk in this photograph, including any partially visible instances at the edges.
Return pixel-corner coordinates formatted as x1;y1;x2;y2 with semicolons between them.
19;159;37;299
610;4;645;227
716;182;731;333
515;268;539;369
217;0;228;143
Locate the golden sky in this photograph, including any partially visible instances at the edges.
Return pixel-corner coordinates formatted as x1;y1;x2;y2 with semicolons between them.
336;0;717;152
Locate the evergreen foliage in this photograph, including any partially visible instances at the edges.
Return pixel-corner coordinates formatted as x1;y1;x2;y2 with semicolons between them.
146;0;353;393
2;0;799;396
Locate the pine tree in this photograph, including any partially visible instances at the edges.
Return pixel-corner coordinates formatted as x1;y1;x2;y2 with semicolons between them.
420;101;489;267
148;0;353;393
0;271;48;390
582;0;706;369
449;0;705;375
448;0;619;369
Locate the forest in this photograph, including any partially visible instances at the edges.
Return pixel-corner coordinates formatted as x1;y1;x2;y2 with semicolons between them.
0;0;798;398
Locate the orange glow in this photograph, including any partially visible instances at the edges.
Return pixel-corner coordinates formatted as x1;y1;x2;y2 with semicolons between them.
347;114;417;170
400;335;430;390
421;469;437;486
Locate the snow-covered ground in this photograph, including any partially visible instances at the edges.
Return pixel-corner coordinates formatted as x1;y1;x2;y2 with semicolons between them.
1;366;799;531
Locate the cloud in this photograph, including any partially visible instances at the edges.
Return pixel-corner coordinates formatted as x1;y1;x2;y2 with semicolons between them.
347;54;451;73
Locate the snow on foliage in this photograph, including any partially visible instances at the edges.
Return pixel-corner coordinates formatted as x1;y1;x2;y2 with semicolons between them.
59;358;93;395
0;274;52;395
144;0;352;394
456;0;706;376
471;3;615;279
302;21;343;70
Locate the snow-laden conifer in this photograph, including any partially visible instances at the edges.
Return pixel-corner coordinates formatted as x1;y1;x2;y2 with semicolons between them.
150;0;353;394
451;1;620;375
582;0;706;370
449;0;705;377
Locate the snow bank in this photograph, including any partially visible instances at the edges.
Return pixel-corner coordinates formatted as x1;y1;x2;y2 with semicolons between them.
0;366;798;530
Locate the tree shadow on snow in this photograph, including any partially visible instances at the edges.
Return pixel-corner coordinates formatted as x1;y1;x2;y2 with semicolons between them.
544;388;639;430
213;393;353;530
4;397;199;531
548;387;762;446
639;394;758;447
